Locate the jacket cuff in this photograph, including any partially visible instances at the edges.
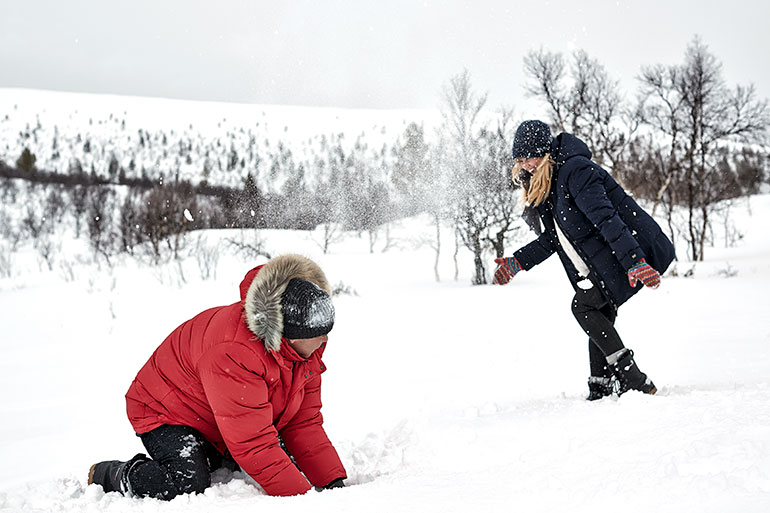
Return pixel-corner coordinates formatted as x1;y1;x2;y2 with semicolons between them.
259;464;312;496
619;247;646;271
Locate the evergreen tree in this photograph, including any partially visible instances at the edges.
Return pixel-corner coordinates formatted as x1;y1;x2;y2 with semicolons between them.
392;122;431;216
16;147;37;174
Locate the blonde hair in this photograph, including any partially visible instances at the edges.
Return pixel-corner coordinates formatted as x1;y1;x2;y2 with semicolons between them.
512;154;554;207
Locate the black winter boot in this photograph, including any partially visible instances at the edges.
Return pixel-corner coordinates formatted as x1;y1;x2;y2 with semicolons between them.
587;339;618;401
610;350;657;395
586;375;618;400
88;453;149;495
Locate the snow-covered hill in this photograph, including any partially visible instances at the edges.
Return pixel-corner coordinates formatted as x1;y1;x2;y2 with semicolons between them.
0;88;441;190
1;190;769;512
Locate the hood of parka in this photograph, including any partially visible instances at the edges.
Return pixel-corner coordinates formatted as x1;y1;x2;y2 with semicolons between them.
551;132;592;166
241;254;332;352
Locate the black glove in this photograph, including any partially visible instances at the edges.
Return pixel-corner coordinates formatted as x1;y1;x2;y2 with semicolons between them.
315;478;345;491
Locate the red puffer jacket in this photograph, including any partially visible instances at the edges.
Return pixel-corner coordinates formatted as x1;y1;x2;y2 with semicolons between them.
125;254;346;496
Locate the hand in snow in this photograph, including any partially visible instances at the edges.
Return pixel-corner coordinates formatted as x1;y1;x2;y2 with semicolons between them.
493;257;522;285
315;478;345;491
325;478;345;489
627;259;661;289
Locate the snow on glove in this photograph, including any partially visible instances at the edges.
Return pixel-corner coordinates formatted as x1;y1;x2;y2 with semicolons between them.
627;258;661;289
493;257;522;285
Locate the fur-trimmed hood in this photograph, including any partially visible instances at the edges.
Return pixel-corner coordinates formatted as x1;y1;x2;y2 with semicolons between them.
242;254;332;352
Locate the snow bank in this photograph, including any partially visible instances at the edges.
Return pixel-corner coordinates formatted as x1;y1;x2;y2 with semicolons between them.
1;190;769;512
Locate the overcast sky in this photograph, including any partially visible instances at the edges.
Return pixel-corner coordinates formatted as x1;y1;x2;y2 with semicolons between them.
1;0;768;114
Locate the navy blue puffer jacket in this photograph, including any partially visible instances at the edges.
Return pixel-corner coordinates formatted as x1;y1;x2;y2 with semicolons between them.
513;133;675;308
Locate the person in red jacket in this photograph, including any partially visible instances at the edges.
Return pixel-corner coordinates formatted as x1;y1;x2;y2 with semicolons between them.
88;254;347;499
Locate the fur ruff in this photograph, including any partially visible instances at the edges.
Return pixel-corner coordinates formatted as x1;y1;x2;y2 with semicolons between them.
244;254;331;352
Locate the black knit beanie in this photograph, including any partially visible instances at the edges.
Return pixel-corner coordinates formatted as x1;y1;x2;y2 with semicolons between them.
281;278;335;340
511;120;553;160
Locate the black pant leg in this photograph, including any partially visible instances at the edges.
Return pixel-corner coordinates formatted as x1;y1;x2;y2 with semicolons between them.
128;425;214;500
588;337;608;377
572;285;625;359
587;300;619;376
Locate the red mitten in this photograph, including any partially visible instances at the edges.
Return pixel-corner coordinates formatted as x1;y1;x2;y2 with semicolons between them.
493;257;522;285
627;259;661;289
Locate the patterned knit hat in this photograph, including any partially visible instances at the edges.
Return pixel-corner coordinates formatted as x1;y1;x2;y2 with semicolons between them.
511;120;553;160
281;278;335;340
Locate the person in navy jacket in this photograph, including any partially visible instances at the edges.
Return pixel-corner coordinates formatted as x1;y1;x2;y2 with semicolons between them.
493;120;675;399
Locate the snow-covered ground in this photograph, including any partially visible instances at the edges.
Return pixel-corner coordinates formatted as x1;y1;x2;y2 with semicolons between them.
1;194;769;512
